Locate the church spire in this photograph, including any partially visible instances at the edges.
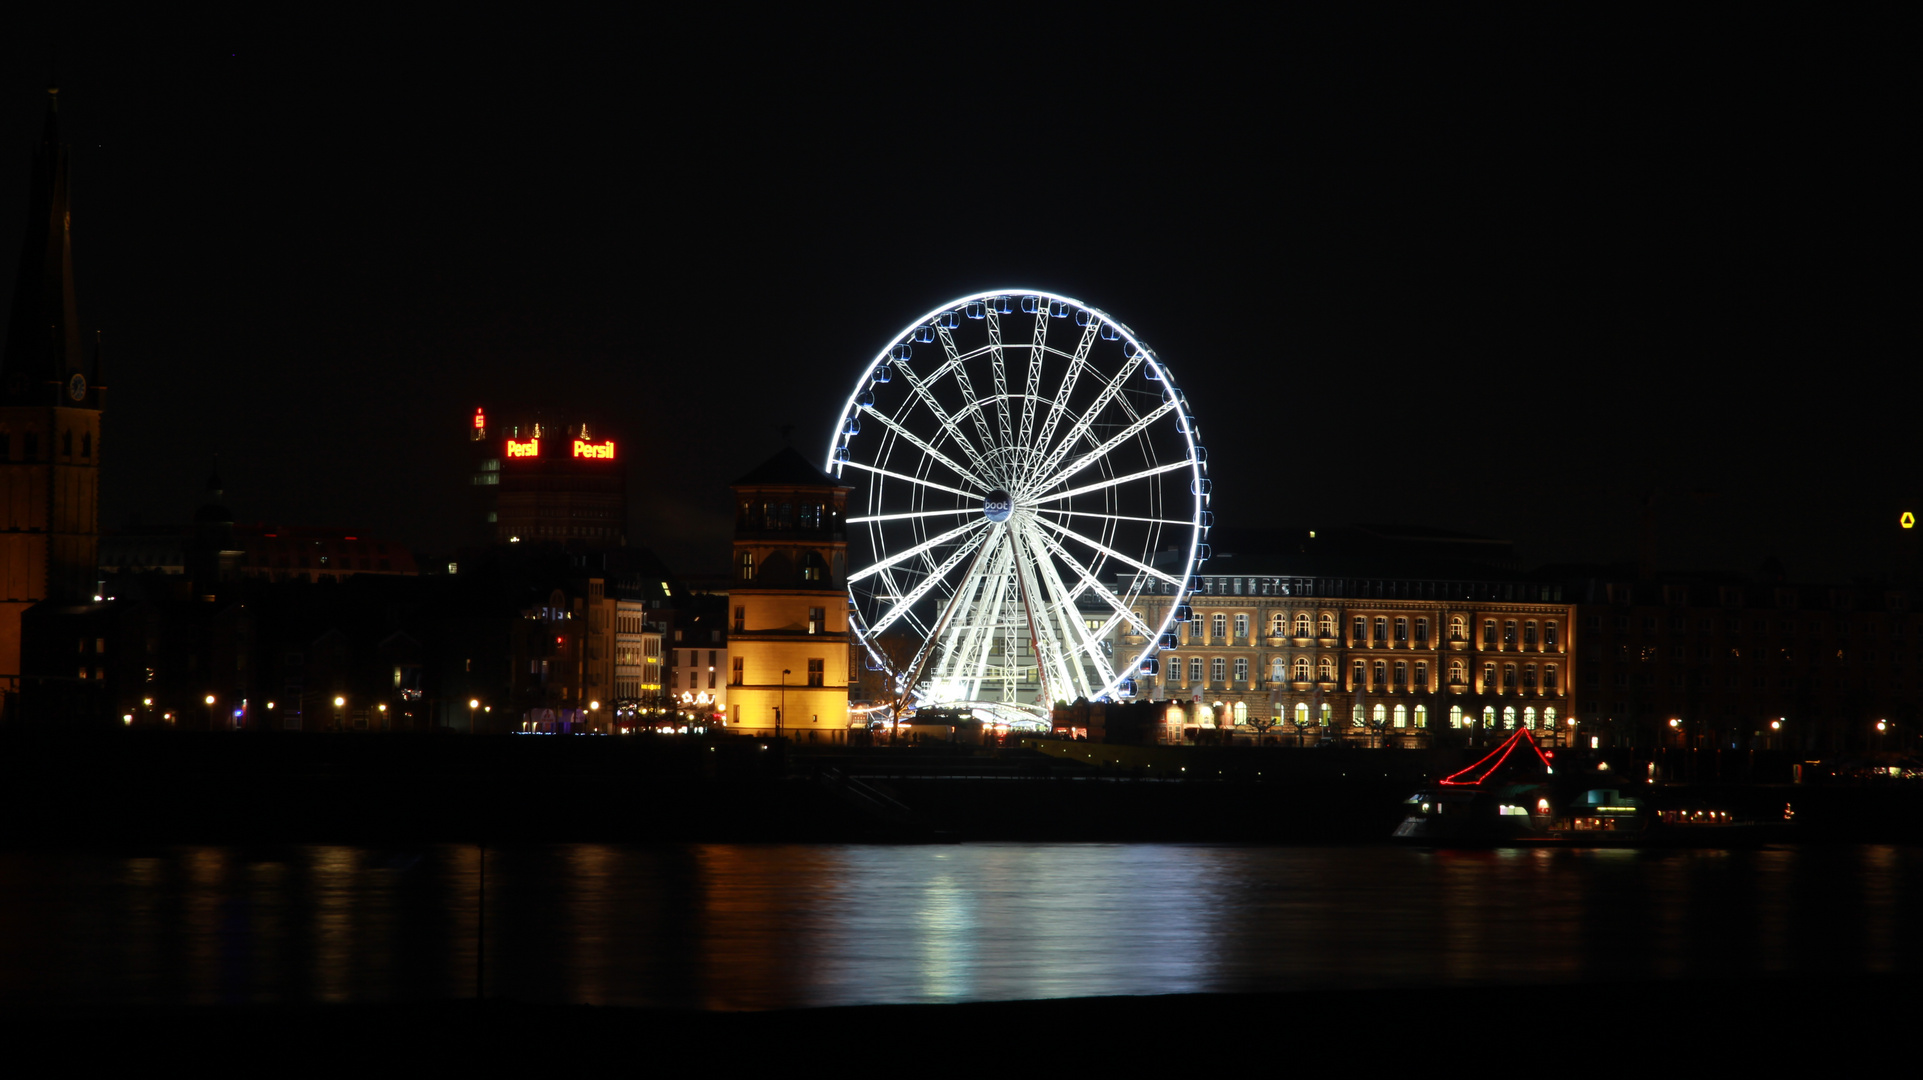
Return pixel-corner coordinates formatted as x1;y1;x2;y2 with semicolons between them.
1;83;84;403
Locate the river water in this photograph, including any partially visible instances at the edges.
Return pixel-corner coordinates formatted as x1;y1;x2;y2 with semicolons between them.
1;843;1916;1009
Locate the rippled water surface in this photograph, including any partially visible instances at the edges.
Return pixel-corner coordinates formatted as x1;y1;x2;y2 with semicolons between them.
1;843;1917;1008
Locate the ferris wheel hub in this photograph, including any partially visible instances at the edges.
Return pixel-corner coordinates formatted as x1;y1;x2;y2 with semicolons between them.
982;488;1014;524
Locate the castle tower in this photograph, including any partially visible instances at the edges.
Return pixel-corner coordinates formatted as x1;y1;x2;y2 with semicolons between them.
0;87;104;707
726;448;853;742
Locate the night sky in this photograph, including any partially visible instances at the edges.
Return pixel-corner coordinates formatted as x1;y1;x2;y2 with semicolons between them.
1;9;1911;580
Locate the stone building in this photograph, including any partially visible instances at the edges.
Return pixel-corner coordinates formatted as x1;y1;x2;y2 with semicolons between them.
1112;528;1578;745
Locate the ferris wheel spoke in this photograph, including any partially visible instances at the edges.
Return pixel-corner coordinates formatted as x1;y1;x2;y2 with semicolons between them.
1030;527;1157;640
1015;305;1053;450
1032;507;1196;529
839;459;982;501
1021;397;1181;499
1028;353;1147;486
1029;459;1194;507
1027;511;1187;589
867;525;994;637
860;405;987;493
848;517;986;585
891;359;993;477
847;507;979;525
1021;520;1111;696
984;309;1015;456
936;324;1003;481
1023;317;1097;461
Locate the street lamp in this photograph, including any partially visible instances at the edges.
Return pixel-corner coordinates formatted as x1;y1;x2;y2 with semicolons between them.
589;700;600;733
205;694;216;731
334;695;346;732
469;698;479;734
779;669;791;740
378;703;388;732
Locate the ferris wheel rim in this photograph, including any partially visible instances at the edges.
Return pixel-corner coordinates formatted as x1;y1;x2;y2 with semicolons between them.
829;289;1206;711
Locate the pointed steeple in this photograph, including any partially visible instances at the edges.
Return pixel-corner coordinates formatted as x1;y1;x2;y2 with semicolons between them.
2;84;84;403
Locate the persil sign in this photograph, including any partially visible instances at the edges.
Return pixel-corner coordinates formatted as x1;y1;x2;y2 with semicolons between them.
572;439;616;460
505;438;540;458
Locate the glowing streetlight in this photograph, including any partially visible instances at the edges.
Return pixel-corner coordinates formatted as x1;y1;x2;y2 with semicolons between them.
469;698;479;734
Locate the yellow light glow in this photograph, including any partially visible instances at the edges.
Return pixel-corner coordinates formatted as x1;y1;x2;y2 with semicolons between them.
334;696;345;707
469;699;479;709
204;695;215;705
1904;511;1915;530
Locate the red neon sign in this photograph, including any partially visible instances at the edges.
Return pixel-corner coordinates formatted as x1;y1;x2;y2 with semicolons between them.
572;438;616;460
505;438;540;458
473;408;485;431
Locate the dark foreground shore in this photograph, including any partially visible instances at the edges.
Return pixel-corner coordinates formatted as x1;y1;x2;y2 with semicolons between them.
11;974;1906;1067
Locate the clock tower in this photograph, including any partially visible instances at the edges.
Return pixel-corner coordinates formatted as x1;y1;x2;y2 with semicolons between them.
0;86;104;712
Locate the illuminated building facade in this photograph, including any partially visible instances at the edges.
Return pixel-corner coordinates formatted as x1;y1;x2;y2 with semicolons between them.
1113;530;1578;745
0;88;104;714
469;407;626;547
725;448;854;741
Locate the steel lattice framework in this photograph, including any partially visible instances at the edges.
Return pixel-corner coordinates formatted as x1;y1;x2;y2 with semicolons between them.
828;290;1207;725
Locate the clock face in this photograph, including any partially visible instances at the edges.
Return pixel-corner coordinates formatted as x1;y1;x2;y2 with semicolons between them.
67;373;86;401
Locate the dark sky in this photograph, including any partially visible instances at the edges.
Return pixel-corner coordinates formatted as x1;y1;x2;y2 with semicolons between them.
1;8;1913;580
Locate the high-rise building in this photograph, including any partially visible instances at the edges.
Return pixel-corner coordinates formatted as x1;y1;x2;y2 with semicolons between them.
725;448;854;742
467;407;626;547
0;87;104;711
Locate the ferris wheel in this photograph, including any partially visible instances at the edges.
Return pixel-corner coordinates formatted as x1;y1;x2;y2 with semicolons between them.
828;290;1208;723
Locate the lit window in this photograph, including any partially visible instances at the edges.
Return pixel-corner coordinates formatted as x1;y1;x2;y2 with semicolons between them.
1234;658;1249;683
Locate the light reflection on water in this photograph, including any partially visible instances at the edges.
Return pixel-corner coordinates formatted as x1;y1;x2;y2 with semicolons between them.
0;843;1915;1010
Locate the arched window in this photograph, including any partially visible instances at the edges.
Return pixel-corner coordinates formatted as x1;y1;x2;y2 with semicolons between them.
1544;665;1559;690
1503;706;1517;729
1373;661;1387;687
1211;614;1227;641
1503;664;1518;689
1318;613;1335;637
1524;706;1537;729
1523;664;1537;689
1234;657;1249;683
1524;621;1539;647
1415;704;1428;728
1393;704;1408;728
1210;657;1225;682
1352;661;1365;687
1352;704;1365;727
1414;661;1428;689
1317;657;1334;681
1292;657;1310;682
1320;703;1333;723
1449;660;1466;685
1482;662;1496;689
1271;613;1287;636
1450;704;1464;728
1271;657;1286;681
1451;615;1467;641
1482;705;1496;728
1234;614;1250;639
1545;622;1560;648
1295;702;1310;727
1544;707;1558;728
1233;701;1248;725
1372;704;1387;727
1189;657;1203;683
1294;613;1311;637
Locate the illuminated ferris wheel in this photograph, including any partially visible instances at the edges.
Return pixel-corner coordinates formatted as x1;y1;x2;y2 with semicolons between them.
828;290;1208;723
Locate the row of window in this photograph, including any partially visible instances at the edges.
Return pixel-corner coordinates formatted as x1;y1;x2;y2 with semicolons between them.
0;428;92;461
1161;656;1561;691
1168;613;1561;649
